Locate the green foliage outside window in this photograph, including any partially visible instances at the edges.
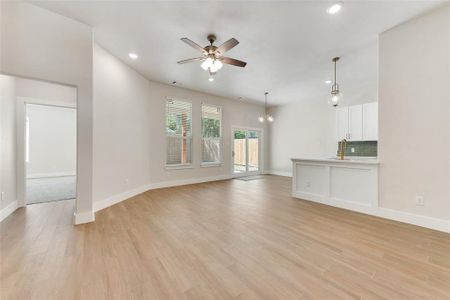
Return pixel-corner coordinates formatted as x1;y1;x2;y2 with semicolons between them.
202;118;220;138
234;130;246;139
166;115;191;135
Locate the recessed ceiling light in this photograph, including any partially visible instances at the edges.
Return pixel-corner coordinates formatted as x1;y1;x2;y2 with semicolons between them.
325;80;332;84
128;53;138;60
208;77;214;82
327;2;343;15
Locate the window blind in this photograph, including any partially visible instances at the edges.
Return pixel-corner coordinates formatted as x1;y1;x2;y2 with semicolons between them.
166;99;192;165
201;104;222;164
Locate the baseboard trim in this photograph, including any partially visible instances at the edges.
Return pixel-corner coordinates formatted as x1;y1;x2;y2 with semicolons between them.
27;172;76;179
93;174;232;212
73;211;95;225
374;207;450;233
268;170;293;177
0;200;20;223
292;191;450;233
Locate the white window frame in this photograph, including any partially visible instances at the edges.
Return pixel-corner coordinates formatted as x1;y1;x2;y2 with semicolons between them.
165;97;193;170
201;103;223;167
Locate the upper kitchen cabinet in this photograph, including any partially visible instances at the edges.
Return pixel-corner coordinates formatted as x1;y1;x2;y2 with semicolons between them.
336;106;349;140
349;104;363;141
336;102;378;141
362;102;378;140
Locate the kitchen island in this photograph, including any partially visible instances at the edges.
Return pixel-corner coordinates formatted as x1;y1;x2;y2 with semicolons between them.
291;157;379;213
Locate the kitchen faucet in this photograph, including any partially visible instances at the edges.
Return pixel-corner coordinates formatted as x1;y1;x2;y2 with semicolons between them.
338;138;347;160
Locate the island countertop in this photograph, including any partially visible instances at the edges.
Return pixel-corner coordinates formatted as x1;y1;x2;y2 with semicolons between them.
291;157;379;165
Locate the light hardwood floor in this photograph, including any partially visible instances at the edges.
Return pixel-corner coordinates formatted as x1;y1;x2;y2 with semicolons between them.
1;175;449;299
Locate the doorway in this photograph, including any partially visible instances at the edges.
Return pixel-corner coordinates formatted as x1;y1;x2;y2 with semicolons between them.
232;128;261;177
25;103;77;204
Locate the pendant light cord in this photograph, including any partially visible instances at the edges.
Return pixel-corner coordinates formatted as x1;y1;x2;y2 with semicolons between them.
264;92;268;115
332;57;339;86
334;60;337;84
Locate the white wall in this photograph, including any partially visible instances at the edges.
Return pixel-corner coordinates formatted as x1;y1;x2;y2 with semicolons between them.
1;2;94;222
93;44;267;207
268;102;336;176
0;75;17;214
26;105;77;178
379;5;450;221
16;77;77;106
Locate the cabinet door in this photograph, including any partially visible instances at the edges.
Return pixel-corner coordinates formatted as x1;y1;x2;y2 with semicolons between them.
336;107;349;140
349;104;363;141
363;102;378;140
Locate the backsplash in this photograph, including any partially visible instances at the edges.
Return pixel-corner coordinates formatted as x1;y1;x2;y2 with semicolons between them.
337;141;377;157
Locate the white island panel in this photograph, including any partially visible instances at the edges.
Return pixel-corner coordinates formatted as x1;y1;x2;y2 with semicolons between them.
292;158;378;211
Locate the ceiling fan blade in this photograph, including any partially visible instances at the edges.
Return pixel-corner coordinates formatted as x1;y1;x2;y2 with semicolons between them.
177;57;205;64
221;57;247;67
180;38;206;54
216;38;239;54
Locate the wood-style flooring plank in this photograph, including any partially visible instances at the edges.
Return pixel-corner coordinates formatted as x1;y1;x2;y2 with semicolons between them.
1;175;449;299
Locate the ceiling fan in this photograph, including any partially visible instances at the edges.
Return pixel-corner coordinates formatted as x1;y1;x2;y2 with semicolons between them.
177;34;247;76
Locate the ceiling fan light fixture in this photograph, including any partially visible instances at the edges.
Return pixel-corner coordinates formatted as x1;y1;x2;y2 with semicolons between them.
201;57;213;70
208;77;214;82
179;35;246;75
214;60;223;70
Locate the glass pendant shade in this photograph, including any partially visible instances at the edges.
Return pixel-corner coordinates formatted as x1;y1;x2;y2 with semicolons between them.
201;58;223;73
258;116;265;123
201;57;213;70
329;92;342;107
267;115;274;122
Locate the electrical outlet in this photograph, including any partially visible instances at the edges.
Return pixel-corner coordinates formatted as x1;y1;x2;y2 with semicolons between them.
415;195;424;206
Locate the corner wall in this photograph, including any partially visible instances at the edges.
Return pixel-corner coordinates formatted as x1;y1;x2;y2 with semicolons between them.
378;5;450;222
0;75;17;221
1;2;94;223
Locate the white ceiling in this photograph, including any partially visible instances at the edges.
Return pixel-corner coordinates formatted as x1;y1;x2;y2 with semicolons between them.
33;1;442;106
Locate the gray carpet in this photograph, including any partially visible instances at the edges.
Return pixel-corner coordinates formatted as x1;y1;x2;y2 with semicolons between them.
26;176;76;204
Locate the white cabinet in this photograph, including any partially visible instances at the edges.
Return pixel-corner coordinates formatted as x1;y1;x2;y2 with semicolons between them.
349;104;363;141
336;102;378;141
363;102;378;140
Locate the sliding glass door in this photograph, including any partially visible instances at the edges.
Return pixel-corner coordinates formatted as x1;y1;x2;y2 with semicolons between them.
232;128;261;176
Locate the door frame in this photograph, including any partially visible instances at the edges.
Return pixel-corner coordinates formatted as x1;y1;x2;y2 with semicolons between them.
230;126;263;178
17;97;77;207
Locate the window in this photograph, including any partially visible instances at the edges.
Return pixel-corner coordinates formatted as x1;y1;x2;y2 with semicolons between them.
201;104;222;165
166;99;192;167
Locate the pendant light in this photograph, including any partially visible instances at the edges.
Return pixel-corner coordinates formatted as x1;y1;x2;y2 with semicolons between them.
259;92;274;123
329;57;342;107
